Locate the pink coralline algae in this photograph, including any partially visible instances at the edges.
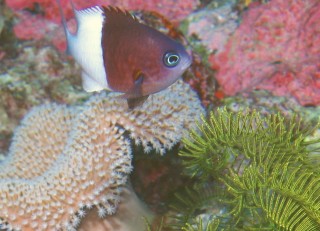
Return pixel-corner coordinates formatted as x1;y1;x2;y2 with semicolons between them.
6;0;199;51
13;11;58;40
211;0;320;106
187;4;238;54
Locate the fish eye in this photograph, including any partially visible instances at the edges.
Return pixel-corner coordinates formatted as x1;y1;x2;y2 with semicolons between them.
163;52;180;67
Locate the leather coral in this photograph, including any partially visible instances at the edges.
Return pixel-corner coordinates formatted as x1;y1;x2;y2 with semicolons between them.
0;80;204;230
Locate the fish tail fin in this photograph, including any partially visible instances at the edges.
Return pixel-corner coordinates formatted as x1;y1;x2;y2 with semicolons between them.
56;0;73;54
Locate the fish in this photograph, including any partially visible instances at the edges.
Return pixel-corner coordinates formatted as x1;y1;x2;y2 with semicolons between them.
56;0;192;109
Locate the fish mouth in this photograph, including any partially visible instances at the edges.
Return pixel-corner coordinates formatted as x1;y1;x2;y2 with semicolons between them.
181;52;192;70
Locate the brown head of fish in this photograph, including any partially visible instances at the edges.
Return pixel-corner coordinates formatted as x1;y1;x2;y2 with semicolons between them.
57;0;192;108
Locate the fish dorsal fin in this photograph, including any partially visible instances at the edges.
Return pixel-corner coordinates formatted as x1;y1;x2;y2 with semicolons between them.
102;6;139;25
74;5;104;21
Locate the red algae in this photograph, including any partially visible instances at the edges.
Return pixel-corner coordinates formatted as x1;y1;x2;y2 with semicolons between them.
211;0;320;106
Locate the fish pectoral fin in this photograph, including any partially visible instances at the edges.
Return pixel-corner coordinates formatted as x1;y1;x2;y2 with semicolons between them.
123;71;149;109
127;95;149;109
125;70;145;97
81;72;105;92
121;72;144;99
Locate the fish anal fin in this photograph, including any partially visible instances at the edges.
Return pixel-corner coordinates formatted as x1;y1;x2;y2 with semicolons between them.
127;95;149;109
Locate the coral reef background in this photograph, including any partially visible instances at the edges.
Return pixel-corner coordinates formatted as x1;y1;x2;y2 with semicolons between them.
1;0;320;230
4;0;199;51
